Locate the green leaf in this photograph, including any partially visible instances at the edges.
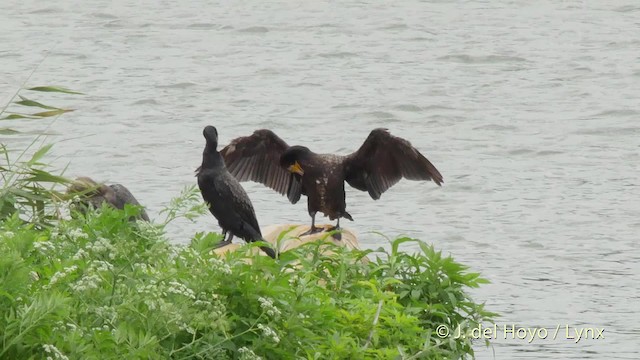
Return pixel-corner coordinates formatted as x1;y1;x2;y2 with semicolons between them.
23;169;69;184
27;86;83;95
15;96;59;110
29;144;53;164
33;109;74;117
2;114;39;120
0;128;20;135
7;187;49;201
391;237;417;257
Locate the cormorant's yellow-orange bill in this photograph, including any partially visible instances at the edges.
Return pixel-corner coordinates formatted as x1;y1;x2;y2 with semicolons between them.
288;162;304;175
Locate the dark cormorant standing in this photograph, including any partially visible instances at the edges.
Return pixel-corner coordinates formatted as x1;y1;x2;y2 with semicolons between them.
219;128;443;238
67;177;150;222
196;125;276;258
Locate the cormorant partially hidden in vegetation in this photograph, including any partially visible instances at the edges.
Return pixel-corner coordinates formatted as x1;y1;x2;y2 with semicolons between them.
219;128;443;239
196;125;276;258
67;177;150;222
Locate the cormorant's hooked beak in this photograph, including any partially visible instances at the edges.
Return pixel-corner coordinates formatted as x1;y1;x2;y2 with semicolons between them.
287;161;304;176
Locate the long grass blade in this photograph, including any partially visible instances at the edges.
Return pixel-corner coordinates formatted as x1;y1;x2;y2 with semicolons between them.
27;86;84;95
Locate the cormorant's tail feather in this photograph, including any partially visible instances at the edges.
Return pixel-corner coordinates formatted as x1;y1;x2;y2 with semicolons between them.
343;212;354;221
242;224;277;258
245;238;277;258
258;244;277;259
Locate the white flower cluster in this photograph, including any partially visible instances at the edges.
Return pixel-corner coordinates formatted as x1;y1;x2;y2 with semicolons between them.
68;228;88;241
137;222;164;239
69;259;113;292
178;322;196;335
256;324;280;344
33;241;56;255
137;280;190;316
1;231;15;238
208;257;232;275
49;229;61;240
94;305;117;323
193;292;226;321
177;248;202;265
85;237;115;259
53;199;74;220
45;266;78;289
167;280;196;300
91;324;111;332
193;293;218;306
143;297;170;312
238;347;263;360
92;260;113;273
288;274;303;287
138;280;167;298
258;297;281;318
72;248;88;260
132;263;159;276
42;344;69;360
70;273;101;292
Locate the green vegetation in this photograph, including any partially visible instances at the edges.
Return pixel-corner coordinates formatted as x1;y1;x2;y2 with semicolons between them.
0;206;495;359
1;82;79;224
1;85;496;359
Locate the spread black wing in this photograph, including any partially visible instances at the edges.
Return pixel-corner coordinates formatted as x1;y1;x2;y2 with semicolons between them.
343;128;443;200
219;129;302;204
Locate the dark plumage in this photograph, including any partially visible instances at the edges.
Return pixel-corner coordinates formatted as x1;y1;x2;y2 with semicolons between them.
219;128;443;238
196;125;276;258
67;177;150;222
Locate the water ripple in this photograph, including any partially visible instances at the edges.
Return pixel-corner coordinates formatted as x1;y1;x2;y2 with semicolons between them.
438;54;529;64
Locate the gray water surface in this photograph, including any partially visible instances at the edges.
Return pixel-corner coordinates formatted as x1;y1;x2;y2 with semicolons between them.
2;1;639;358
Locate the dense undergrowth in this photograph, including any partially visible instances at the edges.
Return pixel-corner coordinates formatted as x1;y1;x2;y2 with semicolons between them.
1;84;496;359
0;207;495;359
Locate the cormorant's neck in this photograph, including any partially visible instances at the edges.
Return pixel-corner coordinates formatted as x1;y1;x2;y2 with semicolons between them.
201;145;225;170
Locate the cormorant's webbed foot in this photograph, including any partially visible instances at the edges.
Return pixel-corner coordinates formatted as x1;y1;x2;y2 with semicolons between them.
300;226;324;237
214;239;232;249
326;225;342;240
214;231;234;248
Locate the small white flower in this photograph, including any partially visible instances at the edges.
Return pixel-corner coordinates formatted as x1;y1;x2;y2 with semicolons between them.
258;297;281;318
94;306;117;323
72;248;88;260
178;322;196;335
144;299;158;310
49;229;60;240
68;228;88;240
167;281;196;299
208;257;232;275
29;271;40;281
194;299;212;306
256;324;280;344
45;266;78;289
70;274;101;292
33;241;56;255
85;237;114;255
42;344;69;360
92;260;113;272
238;347;262;360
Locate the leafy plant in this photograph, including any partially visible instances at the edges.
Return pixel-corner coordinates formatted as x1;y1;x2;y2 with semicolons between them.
0;199;496;359
1;81;82;225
